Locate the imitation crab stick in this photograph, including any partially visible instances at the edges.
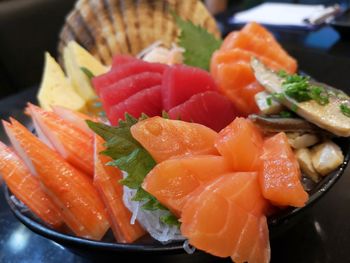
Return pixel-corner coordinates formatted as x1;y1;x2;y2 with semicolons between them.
93;135;146;243
26;103;94;176
0;141;63;228
52;105;96;136
3;119;110;240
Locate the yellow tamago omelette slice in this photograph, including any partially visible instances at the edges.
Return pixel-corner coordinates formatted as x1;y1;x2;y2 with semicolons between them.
37;53;86;112
63;41;108;102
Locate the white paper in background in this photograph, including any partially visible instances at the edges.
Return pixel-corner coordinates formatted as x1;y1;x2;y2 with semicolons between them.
230;3;325;27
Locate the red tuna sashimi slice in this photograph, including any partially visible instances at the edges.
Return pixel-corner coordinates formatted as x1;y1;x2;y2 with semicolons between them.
112;55;138;68
181;172;270;262
168;91;238;132
108;85;162;125
161;64;218;111
100;72;162;116
93;60;167;95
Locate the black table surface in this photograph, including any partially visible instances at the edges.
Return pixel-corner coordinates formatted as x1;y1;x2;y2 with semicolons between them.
1;25;350;263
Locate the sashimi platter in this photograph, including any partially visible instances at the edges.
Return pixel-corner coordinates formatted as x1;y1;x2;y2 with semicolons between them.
1;1;350;262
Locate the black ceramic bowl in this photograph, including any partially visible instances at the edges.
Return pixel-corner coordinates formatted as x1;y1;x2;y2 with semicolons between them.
4;136;350;260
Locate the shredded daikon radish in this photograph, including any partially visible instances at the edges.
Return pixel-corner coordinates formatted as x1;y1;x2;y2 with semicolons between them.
183;240;196;254
10;195;29;213
123;185;185;243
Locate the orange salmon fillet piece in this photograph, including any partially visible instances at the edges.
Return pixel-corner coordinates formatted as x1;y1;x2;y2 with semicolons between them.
130;116;219;163
181;172;270;263
259;132;309;207
215;118;264;172
211;22;298;116
142;155;232;217
220;22;297;73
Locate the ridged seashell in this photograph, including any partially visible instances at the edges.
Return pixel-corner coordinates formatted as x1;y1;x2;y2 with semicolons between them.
58;0;221;65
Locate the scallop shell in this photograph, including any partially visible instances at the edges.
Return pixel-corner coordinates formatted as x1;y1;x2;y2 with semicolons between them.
58;0;221;65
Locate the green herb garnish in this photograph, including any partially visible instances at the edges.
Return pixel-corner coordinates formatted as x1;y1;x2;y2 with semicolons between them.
277;70;288;78
161;111;170;119
173;12;222;71
160;214;181;227
87;114;179;226
81;67;95;80
266;96;272;106
279;111;293;118
279;73;330;106
340;104;350;117
271;92;285;101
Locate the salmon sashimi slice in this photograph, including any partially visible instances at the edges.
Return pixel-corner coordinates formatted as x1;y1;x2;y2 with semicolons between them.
241;21;274;38
52;105;96;136
246;216;271;263
259;132;309;207
211;60;262;115
220;30;296;73
130;116;219;163
211;48;284;78
181;172;270;262
27;104;94;177
3;119;110;240
220;22;297;73
0;141;63;228
215;118;263;172
93;135;146;243
142;155;232;217
237;82;265;114
210;49;280;115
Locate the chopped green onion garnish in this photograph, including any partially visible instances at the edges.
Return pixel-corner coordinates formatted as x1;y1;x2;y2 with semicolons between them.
279;111;293;118
266;97;272;106
280;72;330;106
291;104;298;112
278;70;288;78
340;104;350;117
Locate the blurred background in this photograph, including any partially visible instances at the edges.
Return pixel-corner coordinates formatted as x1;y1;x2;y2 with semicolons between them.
0;0;348;99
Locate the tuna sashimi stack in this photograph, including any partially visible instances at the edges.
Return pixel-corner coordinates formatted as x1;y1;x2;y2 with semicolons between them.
92;57;238;131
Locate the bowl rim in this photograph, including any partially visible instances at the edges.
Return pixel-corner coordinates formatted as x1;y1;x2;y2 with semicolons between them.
4;184;185;253
3;138;350;253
